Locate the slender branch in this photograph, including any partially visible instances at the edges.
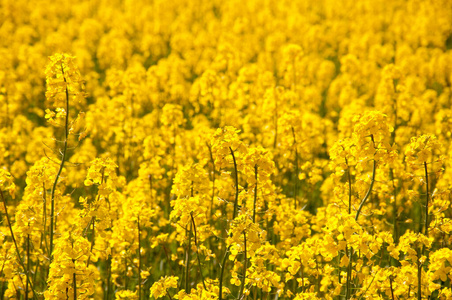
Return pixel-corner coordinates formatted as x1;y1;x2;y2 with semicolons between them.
239;232;247;300
389;168;399;248
229;147;239;220
25;234;30;300
417;249;422;300
418;161;430;300
291;127;299;210
42;183;49;256
346;246;352;300
49;63;70;260
86;169;105;267
166;289;174;300
389;275;395;300
423;161;430;239
345;158;352;214
253;165;258;223
219;245;231;300
357;268;380;300
106;253;111;300
185;220;192;293
161;244;175;277
138;217;142;300
190;213;207;290
273;88;278;149
355;158;376;221
348;135;378;299
207;143;216;218
0;189;37;300
73;259;77;300
149;175;153;202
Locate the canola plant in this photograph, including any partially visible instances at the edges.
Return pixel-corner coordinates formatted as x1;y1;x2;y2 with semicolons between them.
1;0;452;299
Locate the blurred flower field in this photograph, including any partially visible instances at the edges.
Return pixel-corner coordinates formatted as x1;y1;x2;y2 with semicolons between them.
1;0;452;299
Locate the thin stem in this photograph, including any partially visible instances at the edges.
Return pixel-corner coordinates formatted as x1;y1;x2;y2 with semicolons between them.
357;269;380;300
42;183;49;256
273;88;278;149
207;143;216;218
49;64;70;260
185;221;193;293
85;220;95;267
86;169;105;267
423;161;430;239
162;244;175;277
149;175;153;202
229;147;239;220
25;234;30;300
346;246;352;299
291;127;299;210
253;165;258;223
219;246;231;300
389;168;398;246
355;136;377;222
124;257;128;290
301;264;304;293
106;253;111;300
73;259;77;300
389;276;395;300
0;189;37;300
0;249;9;296
190;213;207;290
417;249;422;300
345;158;352;214
166;289;174;300
417;162;430;300
239;232;247;300
138;217;142;300
348;135;377;299
355;159;376;221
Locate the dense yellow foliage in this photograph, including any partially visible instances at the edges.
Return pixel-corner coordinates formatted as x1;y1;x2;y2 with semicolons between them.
1;0;452;299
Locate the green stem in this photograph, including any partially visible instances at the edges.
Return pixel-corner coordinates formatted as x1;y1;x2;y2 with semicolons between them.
355;159;376;221
389;168;399;246
229;147;239;220
253;165;258;223
417;249;422;300
346;246;352;299
86;169;105;267
49;64;70;260
166;289;174;300
0;189;37;300
124;257;128;290
185;221;193;293
238;232;247;300
273;88;278;149
73;259;77;300
291;127;299;210
106;254;111;300
389;276;395;300
423;161;430;240
219;246;231;300
42;183;49;256
190;212;207;290
138;217;142;300
207;143;216;219
25;234;30;300
0;249;9;297
348;135;377;299
418;161;430;300
345;158;352;214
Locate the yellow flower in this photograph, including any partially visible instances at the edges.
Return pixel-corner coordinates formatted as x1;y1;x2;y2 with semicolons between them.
150;276;179;299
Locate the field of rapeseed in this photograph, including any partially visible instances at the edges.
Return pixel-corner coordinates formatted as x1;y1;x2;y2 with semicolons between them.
1;0;452;299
